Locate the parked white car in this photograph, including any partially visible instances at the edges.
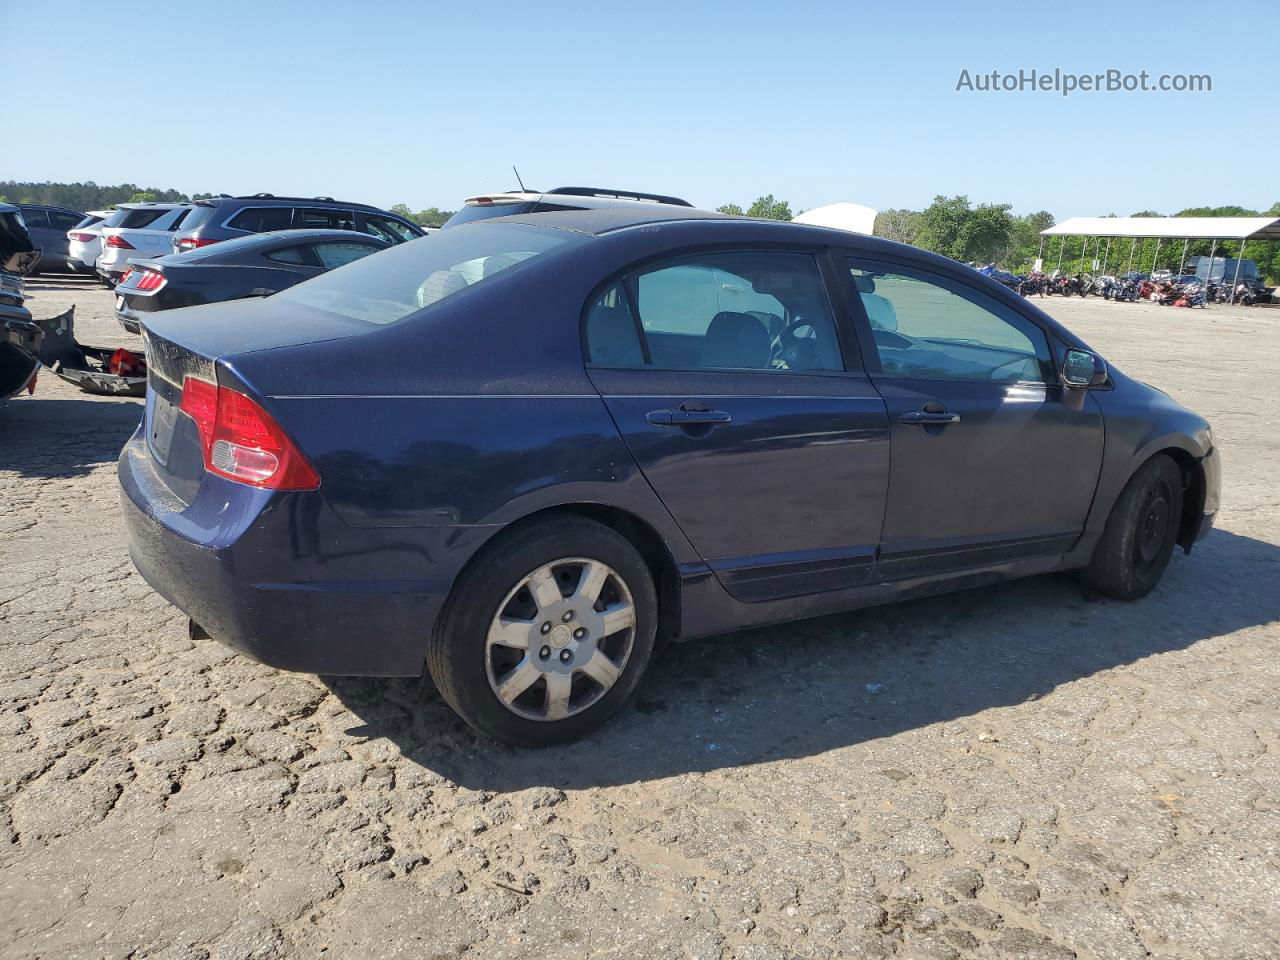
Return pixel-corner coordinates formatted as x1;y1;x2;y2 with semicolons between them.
95;203;191;284
65;210;114;274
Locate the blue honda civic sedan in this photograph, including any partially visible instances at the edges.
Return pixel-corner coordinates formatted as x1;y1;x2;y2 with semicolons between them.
119;207;1218;745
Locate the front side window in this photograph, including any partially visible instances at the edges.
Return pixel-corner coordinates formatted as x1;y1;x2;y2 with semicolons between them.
276;222;580;325
363;215;419;244
19;209;48;229
848;261;1051;383
586;251;842;373
313;241;381;269
228;206;295;232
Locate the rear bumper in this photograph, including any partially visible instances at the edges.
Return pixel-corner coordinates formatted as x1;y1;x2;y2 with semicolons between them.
118;431;461;677
115;300;142;334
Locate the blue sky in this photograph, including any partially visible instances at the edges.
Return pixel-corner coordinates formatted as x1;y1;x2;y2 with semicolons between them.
7;0;1276;219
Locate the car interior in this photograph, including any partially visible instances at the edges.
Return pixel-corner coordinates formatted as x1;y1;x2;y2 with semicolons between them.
588;252;844;373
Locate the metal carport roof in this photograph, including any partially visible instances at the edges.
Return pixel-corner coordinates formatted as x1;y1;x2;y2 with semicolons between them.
1042;216;1280;241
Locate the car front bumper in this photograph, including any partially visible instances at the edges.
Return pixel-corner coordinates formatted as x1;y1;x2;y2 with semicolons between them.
118;430;458;677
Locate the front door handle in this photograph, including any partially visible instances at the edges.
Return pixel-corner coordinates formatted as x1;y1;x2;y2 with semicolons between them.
646;408;733;427
899;410;960;426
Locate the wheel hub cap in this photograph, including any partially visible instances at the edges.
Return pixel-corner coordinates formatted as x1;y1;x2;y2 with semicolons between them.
1137;494;1169;563
484;558;636;722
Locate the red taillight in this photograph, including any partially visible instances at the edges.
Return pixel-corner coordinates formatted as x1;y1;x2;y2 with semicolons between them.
175;235;219;251
69;231;96;242
179;378;320;490
120;268;136;286
105;234;135;249
136;270;166;292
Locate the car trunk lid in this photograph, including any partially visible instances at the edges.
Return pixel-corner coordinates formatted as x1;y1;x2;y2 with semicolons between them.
139;297;374;502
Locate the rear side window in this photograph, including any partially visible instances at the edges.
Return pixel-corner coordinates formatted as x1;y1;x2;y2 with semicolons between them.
276;223;581;325
299;208;356;231
585;281;645;366
168;208;196;229
313;241;381;269
265;245;310;265
149;208;189;231
49;211;81;230
228;207;295;232
586;251;843;373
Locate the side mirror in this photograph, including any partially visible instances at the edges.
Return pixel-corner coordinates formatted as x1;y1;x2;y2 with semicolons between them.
1062;348;1108;388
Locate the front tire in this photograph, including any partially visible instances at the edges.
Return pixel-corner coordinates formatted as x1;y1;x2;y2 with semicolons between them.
1081;454;1184;600
426;517;658;746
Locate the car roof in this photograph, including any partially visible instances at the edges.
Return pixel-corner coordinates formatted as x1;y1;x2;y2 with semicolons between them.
464;190;692;211
17;203;86;214
117;202;186;210
491;205;732;235
194;194;404;214
238;228;390;245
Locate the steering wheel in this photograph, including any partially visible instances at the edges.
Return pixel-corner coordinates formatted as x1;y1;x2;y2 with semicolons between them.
773;319;820;370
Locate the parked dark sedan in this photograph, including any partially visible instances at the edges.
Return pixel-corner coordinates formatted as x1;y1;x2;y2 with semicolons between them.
113;229;389;333
119;208;1219;746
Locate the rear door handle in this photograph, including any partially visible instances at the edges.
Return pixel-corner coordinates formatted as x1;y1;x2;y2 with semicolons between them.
899;410;960;425
646;408;733;426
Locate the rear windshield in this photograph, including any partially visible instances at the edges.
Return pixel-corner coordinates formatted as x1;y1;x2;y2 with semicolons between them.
178;205;216;231
443;202;536;227
72;214;105;229
102;207;172;229
276;222;583;324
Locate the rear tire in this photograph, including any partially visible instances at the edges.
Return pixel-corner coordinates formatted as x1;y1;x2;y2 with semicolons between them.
1081;454;1183;600
426;517;658;746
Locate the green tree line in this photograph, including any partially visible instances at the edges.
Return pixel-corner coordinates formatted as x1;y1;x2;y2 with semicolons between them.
389;204;456;228
0;182;456;227
874;196;1280;283
0;181;219;210
719;191;1280;283
7;182;1276;281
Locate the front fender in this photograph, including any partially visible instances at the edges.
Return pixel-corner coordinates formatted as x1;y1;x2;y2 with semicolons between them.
1084;371;1214;539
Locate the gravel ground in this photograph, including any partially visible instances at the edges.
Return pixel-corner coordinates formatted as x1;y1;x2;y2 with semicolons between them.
1;282;1278;960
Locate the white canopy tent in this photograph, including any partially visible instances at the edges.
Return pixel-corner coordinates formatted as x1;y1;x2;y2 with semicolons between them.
1038;216;1280;304
793;202;878;235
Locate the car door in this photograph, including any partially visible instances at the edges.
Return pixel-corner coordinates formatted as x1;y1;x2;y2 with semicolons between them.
585;248;890;602
18;209;52;260
45;210;81;261
843;255;1104;577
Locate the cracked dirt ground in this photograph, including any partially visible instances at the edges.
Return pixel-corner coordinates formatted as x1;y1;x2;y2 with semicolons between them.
1;283;1278;960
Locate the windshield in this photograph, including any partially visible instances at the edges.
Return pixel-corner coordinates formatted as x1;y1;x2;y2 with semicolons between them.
276;223;584;324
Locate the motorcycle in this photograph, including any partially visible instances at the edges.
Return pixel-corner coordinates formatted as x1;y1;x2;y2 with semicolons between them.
1018;272;1047;297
